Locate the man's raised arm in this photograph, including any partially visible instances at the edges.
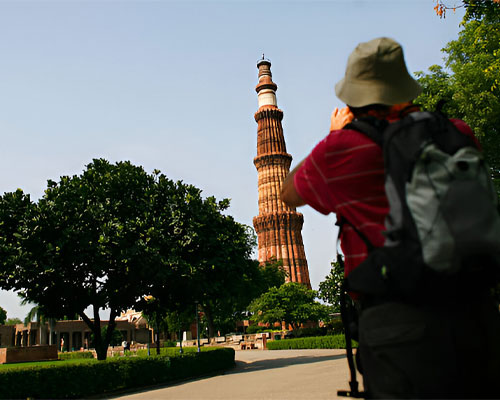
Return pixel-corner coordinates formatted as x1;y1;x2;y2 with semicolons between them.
280;160;305;208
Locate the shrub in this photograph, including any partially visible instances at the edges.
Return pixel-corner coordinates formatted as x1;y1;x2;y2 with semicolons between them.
0;348;234;399
288;327;327;338
266;334;357;350
325;318;344;335
135;345;211;358
245;325;282;334
59;351;94;360
246;325;265;334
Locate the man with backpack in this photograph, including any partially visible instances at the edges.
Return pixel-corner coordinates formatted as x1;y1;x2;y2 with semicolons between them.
281;37;500;399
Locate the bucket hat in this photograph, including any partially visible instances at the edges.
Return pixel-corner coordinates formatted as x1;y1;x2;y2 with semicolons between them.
335;37;422;107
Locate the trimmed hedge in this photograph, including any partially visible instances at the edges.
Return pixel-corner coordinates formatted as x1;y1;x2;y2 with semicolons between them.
0;347;234;399
135;346;205;357
266;334;357;350
59;351;94;360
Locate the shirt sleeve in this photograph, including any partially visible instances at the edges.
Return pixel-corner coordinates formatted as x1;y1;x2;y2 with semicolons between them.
293;135;335;215
293;129;385;218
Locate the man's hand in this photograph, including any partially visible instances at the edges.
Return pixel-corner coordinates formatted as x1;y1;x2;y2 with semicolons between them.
280;160;306;208
330;106;354;131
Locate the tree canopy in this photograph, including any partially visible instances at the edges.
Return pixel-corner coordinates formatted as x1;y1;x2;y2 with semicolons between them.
416;0;500;189
248;282;331;331
141;296;194;354
0;158;274;357
23;303;49;326
0;159;211;359
5;318;22;325
318;258;343;313
146;192;286;339
198;260;286;337
177;196;258;339
0;306;6;325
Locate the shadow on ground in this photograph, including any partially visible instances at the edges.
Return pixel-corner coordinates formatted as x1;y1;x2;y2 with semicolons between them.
107;353;347;399
229;354;346;375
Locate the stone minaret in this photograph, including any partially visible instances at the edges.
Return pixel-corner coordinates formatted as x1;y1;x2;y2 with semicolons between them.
253;57;311;288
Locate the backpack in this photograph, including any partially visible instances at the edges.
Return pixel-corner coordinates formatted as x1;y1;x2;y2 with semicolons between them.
343;111;500;301
336;111;500;399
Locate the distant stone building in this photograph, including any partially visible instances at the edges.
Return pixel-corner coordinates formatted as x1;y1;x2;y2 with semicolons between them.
253;58;311;288
0;310;150;351
0;325;15;348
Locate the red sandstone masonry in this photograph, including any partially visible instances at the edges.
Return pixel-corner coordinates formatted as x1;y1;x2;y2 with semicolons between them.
0;345;58;364
253;59;311;289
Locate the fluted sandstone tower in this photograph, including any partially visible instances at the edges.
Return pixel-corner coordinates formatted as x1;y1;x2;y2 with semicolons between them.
253;58;311;288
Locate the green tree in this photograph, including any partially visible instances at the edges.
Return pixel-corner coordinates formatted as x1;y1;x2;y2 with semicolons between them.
462;1;500;21
183;198;256;339
5;318;22;325
141;296;192;354
141;297;169;348
165;309;193;337
257;259;288;292
145;258;286;341
416;1;500;190
195;258;286;339
165;308;194;353
0;306;6;325
318;258;344;313
248;282;331;330
151;194;286;340
0;159;201;360
21;300;59;345
199;260;286;337
91;326;123;347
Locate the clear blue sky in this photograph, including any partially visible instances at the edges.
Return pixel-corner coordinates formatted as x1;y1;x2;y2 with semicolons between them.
0;0;465;320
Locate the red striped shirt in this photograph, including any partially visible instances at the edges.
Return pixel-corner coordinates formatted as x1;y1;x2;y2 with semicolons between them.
294;118;477;278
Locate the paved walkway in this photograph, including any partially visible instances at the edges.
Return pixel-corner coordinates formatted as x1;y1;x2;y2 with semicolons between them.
112;349;361;400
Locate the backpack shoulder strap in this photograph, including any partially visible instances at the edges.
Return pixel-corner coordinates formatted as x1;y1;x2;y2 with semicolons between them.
336;216;375;252
387;111;477;157
344;117;387;147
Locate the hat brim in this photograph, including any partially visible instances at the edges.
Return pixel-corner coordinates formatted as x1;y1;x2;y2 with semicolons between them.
335;76;422;108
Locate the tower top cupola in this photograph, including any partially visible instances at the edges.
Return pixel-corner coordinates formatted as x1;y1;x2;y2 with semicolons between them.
256;55;278;109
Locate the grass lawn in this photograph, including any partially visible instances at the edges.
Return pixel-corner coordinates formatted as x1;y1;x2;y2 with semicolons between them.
0;357;96;370
0;347;235;399
135;346;206;357
0;346;218;371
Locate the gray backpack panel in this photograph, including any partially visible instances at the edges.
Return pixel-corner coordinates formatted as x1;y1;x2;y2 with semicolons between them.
407;144;500;273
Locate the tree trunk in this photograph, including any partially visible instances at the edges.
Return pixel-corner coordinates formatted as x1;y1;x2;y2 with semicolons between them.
93;307;106;361
178;329;183;354
79;305;117;361
101;308;117;360
156;324;160;355
90;318;105;360
202;304;215;341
